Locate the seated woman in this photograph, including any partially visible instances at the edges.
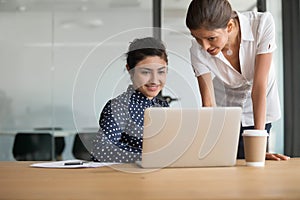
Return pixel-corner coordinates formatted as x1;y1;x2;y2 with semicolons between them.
92;37;169;163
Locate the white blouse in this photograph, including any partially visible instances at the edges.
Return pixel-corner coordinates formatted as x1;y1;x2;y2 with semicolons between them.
190;11;281;126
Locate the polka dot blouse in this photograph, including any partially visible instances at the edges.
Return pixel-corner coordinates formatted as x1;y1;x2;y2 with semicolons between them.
92;85;169;163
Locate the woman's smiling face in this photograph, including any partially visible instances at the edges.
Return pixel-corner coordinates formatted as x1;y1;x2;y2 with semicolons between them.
129;56;167;99
191;27;228;56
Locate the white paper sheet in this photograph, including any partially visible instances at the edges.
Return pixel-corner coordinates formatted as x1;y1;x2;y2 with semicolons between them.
30;159;119;169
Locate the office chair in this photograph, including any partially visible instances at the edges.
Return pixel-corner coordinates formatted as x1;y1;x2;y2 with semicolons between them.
12;132;54;161
72;132;97;161
34;127;65;161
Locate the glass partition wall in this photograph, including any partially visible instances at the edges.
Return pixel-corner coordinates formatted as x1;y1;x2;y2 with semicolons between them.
0;1;153;132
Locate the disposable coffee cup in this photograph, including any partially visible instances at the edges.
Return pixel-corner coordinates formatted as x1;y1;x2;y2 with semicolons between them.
242;130;269;167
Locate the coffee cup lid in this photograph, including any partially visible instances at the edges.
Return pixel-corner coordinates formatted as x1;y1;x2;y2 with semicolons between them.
242;129;269;137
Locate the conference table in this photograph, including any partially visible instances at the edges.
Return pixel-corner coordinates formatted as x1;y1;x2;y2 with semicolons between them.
0;158;299;200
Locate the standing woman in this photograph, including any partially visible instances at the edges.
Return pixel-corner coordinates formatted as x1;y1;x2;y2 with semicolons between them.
185;0;289;160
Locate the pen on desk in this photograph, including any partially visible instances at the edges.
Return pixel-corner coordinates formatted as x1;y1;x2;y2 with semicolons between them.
64;161;86;166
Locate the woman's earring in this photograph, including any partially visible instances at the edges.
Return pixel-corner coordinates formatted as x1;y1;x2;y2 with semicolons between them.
226;44;233;56
226;49;233;56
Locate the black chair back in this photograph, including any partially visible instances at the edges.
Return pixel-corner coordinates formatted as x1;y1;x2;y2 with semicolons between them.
72;132;97;161
12;133;54;161
34;127;65;160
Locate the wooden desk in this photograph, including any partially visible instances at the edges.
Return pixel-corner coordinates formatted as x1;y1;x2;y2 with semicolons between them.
0;159;300;200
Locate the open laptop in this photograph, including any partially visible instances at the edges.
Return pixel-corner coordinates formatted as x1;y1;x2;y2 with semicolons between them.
136;107;242;168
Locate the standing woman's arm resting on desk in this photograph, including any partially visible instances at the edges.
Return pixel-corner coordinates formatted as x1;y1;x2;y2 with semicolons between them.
252;53;289;161
252;53;271;130
197;73;216;107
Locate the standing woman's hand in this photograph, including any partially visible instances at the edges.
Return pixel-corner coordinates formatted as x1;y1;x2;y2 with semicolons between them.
266;152;290;160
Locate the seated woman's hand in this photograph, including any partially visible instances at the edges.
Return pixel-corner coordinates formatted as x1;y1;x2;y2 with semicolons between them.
266;153;290;160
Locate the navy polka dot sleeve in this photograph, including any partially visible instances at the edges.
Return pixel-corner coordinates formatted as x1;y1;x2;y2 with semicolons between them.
92;85;169;163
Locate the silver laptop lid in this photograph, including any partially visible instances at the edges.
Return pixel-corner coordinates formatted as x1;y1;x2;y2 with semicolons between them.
139;107;242;168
